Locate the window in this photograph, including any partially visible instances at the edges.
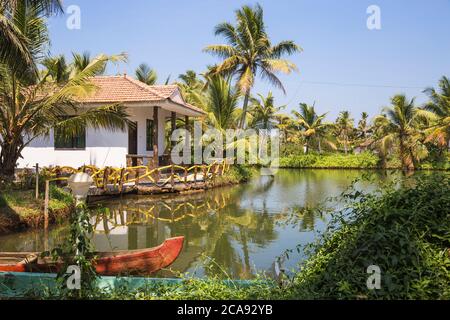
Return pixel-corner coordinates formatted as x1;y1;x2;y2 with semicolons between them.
54;125;86;150
146;119;154;151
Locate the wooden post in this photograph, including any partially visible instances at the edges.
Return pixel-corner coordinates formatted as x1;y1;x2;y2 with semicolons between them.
103;167;110;190
185;116;190;163
212;163;216;186
136;168;140;186
119;168;125;194
170;164;175;189
171;112;177;149
44;180;49;230
153;107;159;167
194;166;197;184
35;163;39;199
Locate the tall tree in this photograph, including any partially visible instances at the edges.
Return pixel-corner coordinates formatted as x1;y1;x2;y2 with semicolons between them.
422;76;450;150
335;110;354;154
0;1;130;181
357;112;370;139
204;4;301;129
373;95;428;170
177;70;207;108
292;103;334;154
249;92;284;130
204;75;240;130
0;0;62;74
275;113;296;143
135;63;157;85
41;54;70;83
72;51;106;76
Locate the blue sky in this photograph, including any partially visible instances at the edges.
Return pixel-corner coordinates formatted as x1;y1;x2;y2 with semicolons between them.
47;0;450;121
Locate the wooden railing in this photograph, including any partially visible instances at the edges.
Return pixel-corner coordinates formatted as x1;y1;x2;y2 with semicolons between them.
44;160;231;193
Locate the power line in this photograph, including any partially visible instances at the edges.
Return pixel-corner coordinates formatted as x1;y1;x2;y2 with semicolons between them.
296;80;426;89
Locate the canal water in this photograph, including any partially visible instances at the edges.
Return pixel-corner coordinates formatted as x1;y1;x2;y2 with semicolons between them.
0;169;410;279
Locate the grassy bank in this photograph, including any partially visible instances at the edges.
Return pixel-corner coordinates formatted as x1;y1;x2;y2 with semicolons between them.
32;173;449;300
0;186;74;235
279;152;380;169
279;152;450;170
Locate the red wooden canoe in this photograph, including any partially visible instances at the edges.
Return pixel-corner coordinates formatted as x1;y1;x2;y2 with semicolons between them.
0;236;184;276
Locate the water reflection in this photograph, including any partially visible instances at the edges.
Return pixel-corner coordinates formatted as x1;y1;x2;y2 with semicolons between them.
0;169;417;279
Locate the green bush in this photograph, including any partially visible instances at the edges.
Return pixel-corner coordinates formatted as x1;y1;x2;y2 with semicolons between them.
286;173;450;299
48;185;74;211
279;152;380;169
218;165;256;184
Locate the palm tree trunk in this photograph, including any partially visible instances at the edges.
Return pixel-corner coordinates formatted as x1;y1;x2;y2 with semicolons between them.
239;91;251;129
304;137;309;154
398;133;411;171
344;136;348;155
318;139;322;154
0;141;22;182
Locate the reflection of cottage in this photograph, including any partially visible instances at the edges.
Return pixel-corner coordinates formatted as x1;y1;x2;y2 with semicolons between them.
17;75;205;169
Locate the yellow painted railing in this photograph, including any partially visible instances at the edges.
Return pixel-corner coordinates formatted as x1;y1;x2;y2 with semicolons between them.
44;160;231;191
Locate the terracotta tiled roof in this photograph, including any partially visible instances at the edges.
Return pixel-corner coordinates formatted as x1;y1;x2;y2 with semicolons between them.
78;75;205;114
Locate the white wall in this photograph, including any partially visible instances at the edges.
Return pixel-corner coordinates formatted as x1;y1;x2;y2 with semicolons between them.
16;106;168;169
18;127;128;168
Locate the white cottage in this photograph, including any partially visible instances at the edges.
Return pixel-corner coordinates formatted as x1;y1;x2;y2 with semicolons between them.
17;75;205;169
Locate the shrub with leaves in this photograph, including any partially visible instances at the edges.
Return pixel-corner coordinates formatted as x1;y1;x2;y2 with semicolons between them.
287;173;450;299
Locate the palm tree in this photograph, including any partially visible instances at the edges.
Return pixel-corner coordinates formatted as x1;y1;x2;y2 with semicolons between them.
204;4;301;129
204;75;240;131
292;103;334;154
248;92;284;130
0;0;63;74
422;76;450;150
41;54;70;83
370;114;398;168
335;111;354;154
72;51;106;76
177;70;207;107
373;94;427;170
135;63;157;85
0;2;130;181
275;113;296;143
357;112;371;139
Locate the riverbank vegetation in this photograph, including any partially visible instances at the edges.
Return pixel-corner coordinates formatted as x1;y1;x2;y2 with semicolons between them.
30;173;448;300
125;173;450;299
0;185;74;235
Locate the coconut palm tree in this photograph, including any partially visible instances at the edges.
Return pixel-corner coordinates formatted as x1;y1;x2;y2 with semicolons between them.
0;2;130;181
248;92;284;130
0;0;63;74
204;75;240;131
292;103;334;154
72;51;107;76
335;110;354;154
357;112;371;139
177;70;207;107
373;94;428;170
275;114;296;143
204;4;301;129
135;63;157;85
422;76;450;150
41;54;70;83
